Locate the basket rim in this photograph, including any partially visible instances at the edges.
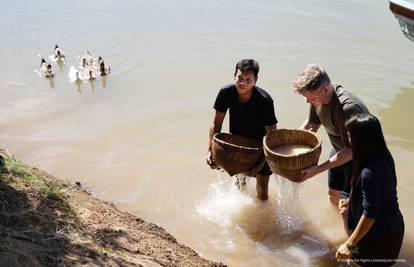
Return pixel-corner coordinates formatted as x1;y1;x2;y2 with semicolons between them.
213;133;262;151
263;128;322;158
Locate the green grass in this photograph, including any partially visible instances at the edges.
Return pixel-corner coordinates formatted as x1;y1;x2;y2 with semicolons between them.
0;150;71;212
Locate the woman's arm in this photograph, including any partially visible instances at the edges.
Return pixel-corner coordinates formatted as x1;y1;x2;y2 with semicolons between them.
347;215;375;246
335;168;379;262
335;215;375;261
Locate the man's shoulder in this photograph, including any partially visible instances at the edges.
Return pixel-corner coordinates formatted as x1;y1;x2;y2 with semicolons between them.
336;85;361;105
214;84;236;111
254;86;273;102
335;85;369;114
220;83;237;92
216;84;236;100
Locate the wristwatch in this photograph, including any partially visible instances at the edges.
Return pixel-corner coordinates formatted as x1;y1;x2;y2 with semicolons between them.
345;241;355;250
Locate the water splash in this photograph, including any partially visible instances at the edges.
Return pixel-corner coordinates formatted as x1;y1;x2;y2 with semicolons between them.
197;173;304;234
274;175;303;236
196;173;254;228
197;173;331;265
283;246;310;266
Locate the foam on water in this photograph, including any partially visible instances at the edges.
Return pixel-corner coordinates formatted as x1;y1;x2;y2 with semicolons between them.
197;173;305;234
196;172;334;265
284;246;310;266
196;173;254;228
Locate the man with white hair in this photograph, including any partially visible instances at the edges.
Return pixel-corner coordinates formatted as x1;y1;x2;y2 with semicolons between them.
293;64;370;207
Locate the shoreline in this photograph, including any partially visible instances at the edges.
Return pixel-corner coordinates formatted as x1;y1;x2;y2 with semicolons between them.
0;149;225;266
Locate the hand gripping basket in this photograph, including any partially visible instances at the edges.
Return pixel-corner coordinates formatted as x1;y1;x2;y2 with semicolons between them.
263;129;322;182
212;133;265;176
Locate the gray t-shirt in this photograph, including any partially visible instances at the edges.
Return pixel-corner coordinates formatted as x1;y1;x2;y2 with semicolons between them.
308;85;370;150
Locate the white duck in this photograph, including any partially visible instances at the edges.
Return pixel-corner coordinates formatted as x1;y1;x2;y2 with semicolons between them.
40;58;48;72
98;58;111;76
84;65;97;80
52;45;66;62
68;66;84;83
38;58;55;78
80;51;95;68
44;64;55;78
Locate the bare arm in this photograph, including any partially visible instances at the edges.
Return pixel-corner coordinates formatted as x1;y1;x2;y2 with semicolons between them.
265;123;277;133
336;215;375;261
317;146;352;173
206;111;226;169
347;215;375;246
301;146;353;181
301;119;320;132
208;111;226;152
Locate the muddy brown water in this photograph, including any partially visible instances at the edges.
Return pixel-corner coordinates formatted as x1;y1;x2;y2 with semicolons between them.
271;145;312;156
1;1;413;266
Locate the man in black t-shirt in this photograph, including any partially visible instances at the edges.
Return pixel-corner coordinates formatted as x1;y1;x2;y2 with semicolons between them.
206;59;278;200
292;64;370;207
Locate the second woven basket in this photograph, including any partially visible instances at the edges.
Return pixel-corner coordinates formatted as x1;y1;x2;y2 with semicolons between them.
264;129;322;182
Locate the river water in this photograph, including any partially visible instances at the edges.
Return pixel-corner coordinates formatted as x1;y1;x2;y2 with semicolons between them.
1;1;413;266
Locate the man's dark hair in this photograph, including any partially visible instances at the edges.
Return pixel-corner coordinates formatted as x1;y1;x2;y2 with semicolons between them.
234;59;259;78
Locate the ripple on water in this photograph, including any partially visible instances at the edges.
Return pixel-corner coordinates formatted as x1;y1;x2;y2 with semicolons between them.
197;173;332;265
196;175;254;228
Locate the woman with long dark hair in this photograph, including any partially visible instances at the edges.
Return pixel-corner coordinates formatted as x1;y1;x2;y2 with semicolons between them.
335;114;404;266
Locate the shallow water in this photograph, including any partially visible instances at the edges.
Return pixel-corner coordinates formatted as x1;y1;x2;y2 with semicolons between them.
1;0;414;266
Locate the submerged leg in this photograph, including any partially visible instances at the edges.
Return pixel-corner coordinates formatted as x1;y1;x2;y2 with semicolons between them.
328;188;341;206
256;174;270;200
235;175;247;191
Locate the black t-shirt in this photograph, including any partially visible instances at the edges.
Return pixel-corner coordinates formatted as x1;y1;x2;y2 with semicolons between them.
348;151;404;240
213;84;278;140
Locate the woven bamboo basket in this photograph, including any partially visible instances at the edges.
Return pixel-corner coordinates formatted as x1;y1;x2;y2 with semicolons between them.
264;129;322;182
212;133;265;176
